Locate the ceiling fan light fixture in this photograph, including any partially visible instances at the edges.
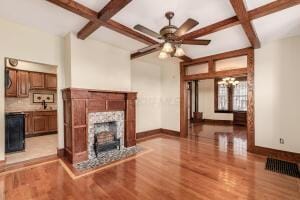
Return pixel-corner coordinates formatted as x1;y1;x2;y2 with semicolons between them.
162;42;174;53
158;51;169;59
174;46;185;57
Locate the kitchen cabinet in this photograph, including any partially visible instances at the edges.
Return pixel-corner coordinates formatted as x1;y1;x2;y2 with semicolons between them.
30;72;45;89
17;71;29;97
32;115;48;133
5;69;30;98
24;112;33;135
45;74;57;90
5;68;17;97
48;115;58;131
25;111;57;137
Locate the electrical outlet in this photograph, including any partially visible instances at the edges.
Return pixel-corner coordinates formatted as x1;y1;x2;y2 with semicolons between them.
279;138;284;144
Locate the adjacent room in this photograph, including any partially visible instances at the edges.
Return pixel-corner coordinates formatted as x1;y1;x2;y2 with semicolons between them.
0;0;299;200
4;58;58;164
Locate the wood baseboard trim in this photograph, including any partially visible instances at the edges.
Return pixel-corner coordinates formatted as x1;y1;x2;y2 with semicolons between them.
252;146;300;163
203;119;233;125
160;129;180;137
57;148;65;158
137;128;180;140
136;129;162;139
26;131;57;138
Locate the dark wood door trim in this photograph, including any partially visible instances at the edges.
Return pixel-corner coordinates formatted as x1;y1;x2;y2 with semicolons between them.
180;48;255;152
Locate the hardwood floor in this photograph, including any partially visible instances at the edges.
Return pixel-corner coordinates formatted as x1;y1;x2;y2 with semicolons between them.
1;124;299;199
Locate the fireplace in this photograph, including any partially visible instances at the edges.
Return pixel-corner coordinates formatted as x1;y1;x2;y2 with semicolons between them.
94;131;120;156
62;88;137;164
88;111;124;160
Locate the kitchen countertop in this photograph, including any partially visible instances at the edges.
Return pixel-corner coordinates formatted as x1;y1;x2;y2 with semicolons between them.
5;109;57;114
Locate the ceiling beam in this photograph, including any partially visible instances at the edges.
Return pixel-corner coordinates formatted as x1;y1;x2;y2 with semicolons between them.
183;47;251;66
230;0;261;48
78;0;132;40
47;0;192;61
130;48;161;59
46;0;157;45
248;0;300;20
181;0;300;40
180;16;240;40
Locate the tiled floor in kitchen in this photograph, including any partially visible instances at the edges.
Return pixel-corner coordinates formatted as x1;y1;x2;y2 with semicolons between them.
5;134;57;164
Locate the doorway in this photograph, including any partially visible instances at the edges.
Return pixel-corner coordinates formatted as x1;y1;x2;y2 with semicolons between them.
180;48;255;152
4;58;58;164
187;78;248;152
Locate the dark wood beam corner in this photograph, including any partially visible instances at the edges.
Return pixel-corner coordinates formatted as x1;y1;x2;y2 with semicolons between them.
230;0;261;49
77;0;133;40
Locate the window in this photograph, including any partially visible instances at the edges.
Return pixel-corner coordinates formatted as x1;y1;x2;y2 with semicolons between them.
215;78;247;112
233;81;247;111
218;84;228;111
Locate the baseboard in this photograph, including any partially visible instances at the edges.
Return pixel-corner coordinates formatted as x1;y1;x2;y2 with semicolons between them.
203;119;233;125
57;148;65;158
252;146;300;163
26;131;57;138
137;128;180;139
136;129;161;139
160;129;180;137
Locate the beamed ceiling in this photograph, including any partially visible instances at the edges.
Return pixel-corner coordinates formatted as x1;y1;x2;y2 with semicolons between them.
0;0;300;62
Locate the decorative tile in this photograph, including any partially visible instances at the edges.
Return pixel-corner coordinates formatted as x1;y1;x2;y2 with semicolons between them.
88;111;125;160
74;146;143;171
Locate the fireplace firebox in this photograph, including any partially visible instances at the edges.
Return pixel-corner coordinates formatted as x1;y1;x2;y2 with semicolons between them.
94;131;120;156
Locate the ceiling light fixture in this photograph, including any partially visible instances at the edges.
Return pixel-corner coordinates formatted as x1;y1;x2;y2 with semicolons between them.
218;77;239;87
158;51;169;59
162;42;174;53
174;46;185;57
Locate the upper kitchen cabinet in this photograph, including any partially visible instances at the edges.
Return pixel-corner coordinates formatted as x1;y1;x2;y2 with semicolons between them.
45;74;57;90
5;68;29;98
30;72;45;89
17;71;29;97
5;68;17;97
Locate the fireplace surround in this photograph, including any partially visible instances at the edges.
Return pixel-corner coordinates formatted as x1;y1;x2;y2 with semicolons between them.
62;88;137;164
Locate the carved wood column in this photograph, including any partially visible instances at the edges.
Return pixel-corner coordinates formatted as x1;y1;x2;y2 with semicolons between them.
125;93;137;147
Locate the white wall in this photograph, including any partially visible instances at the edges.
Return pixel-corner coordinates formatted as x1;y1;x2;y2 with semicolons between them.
161;62;180;131
67;33;131;91
198;79;233;120
255;35;300;153
0;18;65;160
131;60;161;132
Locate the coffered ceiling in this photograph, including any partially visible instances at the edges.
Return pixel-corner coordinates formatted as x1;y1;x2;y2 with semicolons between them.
0;0;300;61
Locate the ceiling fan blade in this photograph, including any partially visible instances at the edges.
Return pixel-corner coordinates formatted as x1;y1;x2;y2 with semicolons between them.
134;24;161;39
131;45;162;59
182;39;211;45
175;18;199;37
137;43;162;53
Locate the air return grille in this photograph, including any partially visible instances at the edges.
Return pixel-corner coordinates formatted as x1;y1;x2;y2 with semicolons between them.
265;157;300;178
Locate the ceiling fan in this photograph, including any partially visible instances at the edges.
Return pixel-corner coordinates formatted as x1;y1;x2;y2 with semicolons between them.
134;11;211;59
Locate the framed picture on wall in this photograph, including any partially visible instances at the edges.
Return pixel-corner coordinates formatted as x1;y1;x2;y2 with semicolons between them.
33;93;54;103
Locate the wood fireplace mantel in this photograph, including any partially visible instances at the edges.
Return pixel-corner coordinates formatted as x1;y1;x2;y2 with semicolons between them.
62;88;137;164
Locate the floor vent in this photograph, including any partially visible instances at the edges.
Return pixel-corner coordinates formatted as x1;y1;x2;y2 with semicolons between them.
265;157;300;178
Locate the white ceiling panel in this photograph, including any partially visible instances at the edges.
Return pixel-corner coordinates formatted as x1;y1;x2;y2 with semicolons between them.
253;5;300;44
75;0;110;11
245;0;276;10
112;0;235;38
90;27;147;52
183;25;251;59
0;0;88;36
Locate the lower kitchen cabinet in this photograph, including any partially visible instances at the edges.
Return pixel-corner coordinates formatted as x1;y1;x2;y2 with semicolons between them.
25;111;57;137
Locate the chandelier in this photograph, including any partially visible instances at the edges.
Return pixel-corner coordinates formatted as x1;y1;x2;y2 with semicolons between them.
218;77;240;87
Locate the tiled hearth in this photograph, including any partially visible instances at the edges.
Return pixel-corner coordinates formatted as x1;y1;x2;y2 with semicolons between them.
88;111;124;160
